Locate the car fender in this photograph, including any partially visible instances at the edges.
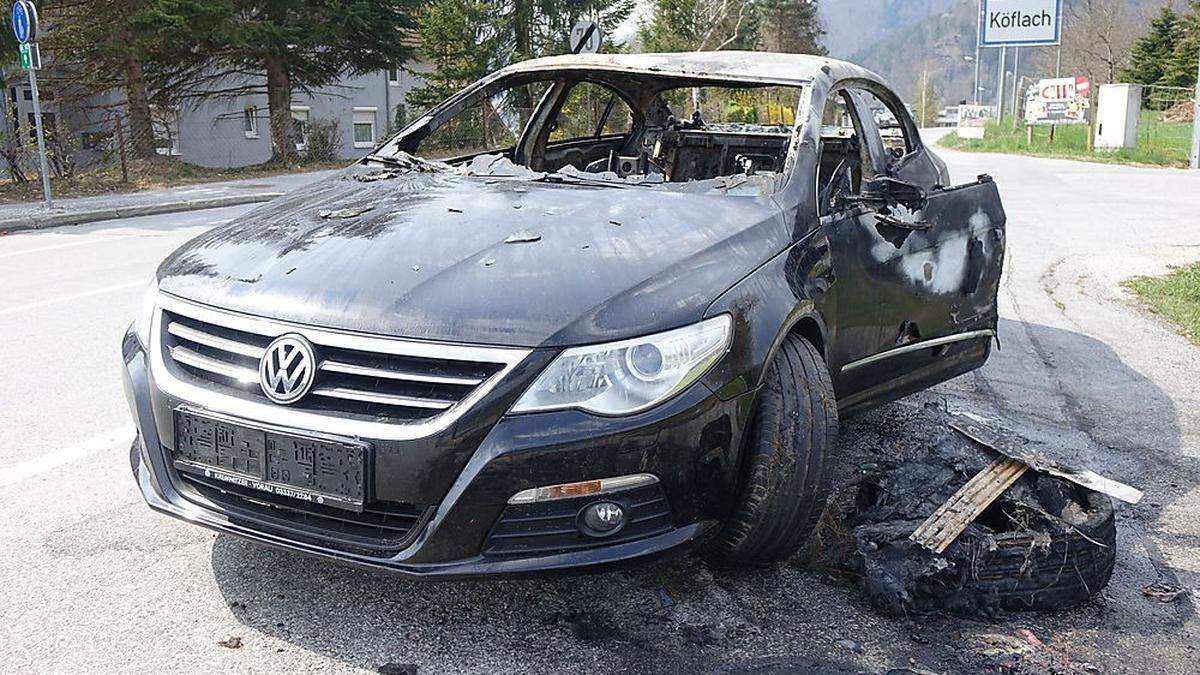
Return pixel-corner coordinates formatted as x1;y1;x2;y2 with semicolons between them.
701;242;827;402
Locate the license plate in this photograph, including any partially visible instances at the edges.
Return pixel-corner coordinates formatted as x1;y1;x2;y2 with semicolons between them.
172;408;367;512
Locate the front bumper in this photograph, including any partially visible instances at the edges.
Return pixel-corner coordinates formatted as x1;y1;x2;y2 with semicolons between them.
123;330;755;578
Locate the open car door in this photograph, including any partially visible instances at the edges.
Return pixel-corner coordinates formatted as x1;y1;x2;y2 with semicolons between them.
849;175;1007;404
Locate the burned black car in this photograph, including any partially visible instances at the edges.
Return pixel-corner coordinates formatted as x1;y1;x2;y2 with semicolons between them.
122;52;1005;577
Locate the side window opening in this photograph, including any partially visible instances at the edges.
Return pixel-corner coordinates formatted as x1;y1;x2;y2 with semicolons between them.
851;89;915;168
817;90;867;215
541;81;637;172
549;82;634;143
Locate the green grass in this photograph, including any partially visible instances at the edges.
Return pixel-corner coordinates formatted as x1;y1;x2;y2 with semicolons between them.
939;111;1194;167
1124;262;1200;345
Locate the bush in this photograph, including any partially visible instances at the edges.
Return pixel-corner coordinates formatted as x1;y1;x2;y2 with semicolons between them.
304;118;341;163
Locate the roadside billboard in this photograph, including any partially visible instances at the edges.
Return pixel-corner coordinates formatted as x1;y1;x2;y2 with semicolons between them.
1024;77;1091;125
980;0;1063;47
957;104;995;139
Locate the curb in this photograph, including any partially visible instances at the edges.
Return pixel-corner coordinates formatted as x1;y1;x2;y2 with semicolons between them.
0;192;285;234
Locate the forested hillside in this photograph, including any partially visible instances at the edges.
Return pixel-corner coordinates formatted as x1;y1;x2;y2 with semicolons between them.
819;0;1172;109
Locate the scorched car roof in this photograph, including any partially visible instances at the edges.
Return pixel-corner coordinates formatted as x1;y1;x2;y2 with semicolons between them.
494;51;886;87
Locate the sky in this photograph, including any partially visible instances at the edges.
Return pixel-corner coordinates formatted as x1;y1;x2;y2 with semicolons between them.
614;1;651;44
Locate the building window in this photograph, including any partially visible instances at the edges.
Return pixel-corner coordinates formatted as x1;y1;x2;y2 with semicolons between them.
27;112;58;140
243;106;258;138
387;68;400;86
26;111;57;138
290;106;310;151
353;107;377;148
22;88;53;101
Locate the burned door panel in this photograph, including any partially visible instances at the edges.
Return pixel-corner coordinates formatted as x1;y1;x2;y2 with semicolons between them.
868;176;1006;379
806;208;893;397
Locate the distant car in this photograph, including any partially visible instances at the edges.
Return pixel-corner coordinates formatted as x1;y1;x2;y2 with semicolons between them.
937;106;961;127
123;52;1006;577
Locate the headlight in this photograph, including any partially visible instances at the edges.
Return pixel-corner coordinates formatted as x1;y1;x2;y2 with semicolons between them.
511;315;732;416
134;279;160;346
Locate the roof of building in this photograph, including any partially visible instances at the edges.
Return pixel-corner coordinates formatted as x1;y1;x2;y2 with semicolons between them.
496;51;884;87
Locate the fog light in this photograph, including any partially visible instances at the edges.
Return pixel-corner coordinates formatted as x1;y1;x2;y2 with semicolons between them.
580;501;625;536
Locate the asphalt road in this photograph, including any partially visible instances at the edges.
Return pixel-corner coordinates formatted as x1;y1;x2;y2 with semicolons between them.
1;147;1197;673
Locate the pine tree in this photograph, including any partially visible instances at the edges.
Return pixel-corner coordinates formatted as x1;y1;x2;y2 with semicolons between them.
1163;1;1200;89
40;0;228;160
1122;5;1184;86
38;1;421;164
408;0;635;112
758;0;827;55
222;1;422;162
407;0;495;111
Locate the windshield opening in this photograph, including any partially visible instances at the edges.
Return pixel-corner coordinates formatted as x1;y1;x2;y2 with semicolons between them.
378;73;808;196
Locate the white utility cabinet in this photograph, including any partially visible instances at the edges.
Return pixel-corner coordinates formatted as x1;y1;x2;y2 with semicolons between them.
1094;84;1143;150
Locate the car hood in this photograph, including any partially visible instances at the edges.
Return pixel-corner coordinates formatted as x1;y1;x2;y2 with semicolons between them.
158;164;790;347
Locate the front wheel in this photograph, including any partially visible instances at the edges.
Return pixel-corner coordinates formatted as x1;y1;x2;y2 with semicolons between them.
706;335;839;566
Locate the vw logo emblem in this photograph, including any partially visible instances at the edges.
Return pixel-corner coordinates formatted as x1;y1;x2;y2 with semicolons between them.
259;334;317;404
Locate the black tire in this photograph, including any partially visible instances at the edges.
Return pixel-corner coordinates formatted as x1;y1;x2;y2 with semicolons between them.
854;471;1116;615
965;482;1116;611
706;334;839;566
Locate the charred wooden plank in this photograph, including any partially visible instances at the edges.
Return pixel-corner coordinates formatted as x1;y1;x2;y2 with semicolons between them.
910;457;1028;554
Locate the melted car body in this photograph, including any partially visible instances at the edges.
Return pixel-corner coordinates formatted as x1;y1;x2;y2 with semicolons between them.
123;52;1005;577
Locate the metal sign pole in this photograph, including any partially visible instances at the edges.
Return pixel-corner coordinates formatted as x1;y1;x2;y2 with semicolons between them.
1056;3;1064;78
12;1;53;207
1190;49;1199;169
1010;47;1021;119
28;64;53;208
974;0;982;103
997;47;1007;123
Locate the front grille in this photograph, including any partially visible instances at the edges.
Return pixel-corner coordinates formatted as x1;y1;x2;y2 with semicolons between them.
159;302;508;424
483;483;673;559
178;471;432;556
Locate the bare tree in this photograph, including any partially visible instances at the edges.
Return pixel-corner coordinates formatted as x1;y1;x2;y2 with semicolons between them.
640;0;760;53
1037;0;1165;84
697;0;754;51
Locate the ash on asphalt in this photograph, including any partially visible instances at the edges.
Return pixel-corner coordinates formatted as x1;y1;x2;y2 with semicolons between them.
200;394;1192;674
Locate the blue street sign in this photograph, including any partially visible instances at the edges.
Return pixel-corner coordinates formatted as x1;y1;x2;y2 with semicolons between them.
12;1;36;45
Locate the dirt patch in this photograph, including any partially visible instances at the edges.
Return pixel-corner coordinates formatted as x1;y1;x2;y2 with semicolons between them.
1160;101;1195;123
0;158;344;204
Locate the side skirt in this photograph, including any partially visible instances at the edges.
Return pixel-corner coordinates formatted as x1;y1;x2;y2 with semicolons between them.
840;329;996;373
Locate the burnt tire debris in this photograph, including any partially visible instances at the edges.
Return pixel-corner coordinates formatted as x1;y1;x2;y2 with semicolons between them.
849;412;1116;616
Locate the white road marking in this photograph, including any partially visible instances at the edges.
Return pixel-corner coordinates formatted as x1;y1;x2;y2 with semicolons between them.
0;426;134;488
0;217;232;261
0;280;144;318
0;234;138;260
